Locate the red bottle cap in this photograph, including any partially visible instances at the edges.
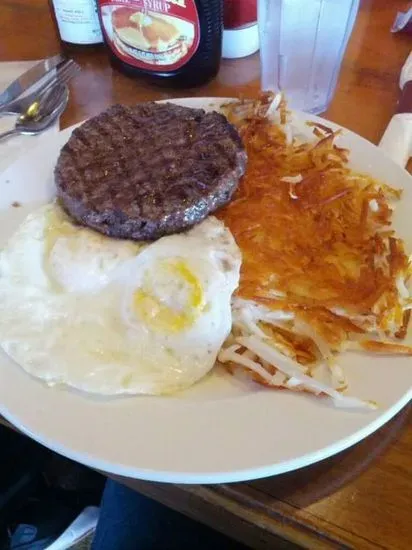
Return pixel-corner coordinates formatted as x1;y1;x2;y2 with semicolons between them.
224;0;257;29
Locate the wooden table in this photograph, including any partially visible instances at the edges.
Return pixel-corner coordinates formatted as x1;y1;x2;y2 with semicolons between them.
1;1;412;548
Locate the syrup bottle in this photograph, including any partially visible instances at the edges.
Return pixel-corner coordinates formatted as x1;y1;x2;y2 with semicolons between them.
96;0;223;87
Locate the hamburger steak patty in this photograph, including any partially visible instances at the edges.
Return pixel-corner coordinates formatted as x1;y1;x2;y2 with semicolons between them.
55;102;247;240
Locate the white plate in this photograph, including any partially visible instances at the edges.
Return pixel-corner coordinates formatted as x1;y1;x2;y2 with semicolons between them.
0;98;411;484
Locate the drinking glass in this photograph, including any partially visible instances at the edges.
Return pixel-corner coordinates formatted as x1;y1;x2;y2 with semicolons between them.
258;0;360;114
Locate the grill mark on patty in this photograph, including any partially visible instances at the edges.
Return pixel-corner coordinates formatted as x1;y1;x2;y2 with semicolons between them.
55;102;247;240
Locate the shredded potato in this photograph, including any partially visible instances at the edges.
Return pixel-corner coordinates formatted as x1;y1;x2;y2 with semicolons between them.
218;93;412;409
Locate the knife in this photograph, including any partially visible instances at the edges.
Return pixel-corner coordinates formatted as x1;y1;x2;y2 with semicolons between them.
0;53;64;108
379;50;412;168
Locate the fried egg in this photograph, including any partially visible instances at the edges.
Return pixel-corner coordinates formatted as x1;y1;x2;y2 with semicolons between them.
0;204;241;395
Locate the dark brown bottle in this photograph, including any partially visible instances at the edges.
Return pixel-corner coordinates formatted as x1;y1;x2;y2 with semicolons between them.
96;0;223;87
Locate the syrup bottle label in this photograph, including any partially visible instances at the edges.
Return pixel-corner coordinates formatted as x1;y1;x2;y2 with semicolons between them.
98;0;200;71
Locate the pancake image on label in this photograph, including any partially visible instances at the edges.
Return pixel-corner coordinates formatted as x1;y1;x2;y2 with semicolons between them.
112;7;195;65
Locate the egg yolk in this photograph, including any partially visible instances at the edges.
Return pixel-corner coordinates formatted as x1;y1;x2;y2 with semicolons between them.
132;259;205;333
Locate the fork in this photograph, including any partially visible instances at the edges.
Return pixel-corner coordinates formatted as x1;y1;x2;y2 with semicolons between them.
0;59;80;117
0;84;69;141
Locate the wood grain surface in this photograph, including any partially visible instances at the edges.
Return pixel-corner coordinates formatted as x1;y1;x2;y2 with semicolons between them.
1;1;411;549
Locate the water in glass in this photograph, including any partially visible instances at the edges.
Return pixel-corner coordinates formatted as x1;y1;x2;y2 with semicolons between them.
258;0;360;114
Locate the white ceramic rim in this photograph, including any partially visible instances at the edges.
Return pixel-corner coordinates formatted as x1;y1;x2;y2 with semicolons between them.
0;97;411;484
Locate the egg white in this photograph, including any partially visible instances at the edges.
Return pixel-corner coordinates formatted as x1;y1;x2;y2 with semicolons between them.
0;205;241;395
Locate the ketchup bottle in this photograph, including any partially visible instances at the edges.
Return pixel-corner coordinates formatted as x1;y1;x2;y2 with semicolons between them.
96;0;223;87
